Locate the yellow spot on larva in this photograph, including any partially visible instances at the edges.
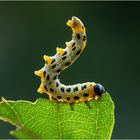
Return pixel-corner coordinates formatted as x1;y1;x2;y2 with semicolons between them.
34;70;43;77
37;85;46;94
88;83;95;95
74;28;85;33
95;96;99;100
56;47;65;55
43;55;52;64
65;41;69;46
66;20;73;27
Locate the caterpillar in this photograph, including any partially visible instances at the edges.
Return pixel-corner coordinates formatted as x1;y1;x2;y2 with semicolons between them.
34;16;105;103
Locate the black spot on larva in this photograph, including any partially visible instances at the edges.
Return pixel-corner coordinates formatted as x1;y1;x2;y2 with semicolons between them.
65;62;71;66
74;87;78;92
57;96;62;99
57;69;62;73
67;97;70;100
62;51;67;56
82;26;84;29
43;70;46;77
83;35;86;41
83;93;89;97
44;85;48;91
66;87;71;92
61;87;65;92
82;84;87;90
56;81;59;87
74;96;80;100
51;58;55;64
76;50;81;55
76;33;80;39
52;64;56;69
52;96;56;100
46;75;50;81
50;88;54;92
72;42;76;47
53;75;57;80
72;47;76;51
62;56;67;60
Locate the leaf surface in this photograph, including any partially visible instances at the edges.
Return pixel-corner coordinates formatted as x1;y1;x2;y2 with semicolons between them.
0;93;114;139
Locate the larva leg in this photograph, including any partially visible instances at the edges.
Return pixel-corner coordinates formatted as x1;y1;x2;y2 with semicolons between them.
84;101;91;109
50;96;58;102
69;103;74;111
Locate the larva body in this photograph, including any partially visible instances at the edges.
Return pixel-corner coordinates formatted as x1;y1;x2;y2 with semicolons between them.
35;16;105;103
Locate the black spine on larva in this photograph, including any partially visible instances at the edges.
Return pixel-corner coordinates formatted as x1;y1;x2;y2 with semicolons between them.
56;81;59;87
65;62;71;66
53;75;57;80
62;56;67;60
76;50;81;55
74;86;78;92
51;58;55;64
50;88;54;92
82;84;87;90
76;34;80;39
72;42;76;47
83;93;89;97
52;64;56;69
62;51;67;56
61;87;65;92
43;70;46;77
44;85;48;91
74;96;80;100
57;96;62;99
47;75;50;81
66;87;71;92
72;47;76;51
57;69;62;73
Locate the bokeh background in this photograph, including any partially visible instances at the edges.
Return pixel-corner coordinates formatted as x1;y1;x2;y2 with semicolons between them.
0;1;140;139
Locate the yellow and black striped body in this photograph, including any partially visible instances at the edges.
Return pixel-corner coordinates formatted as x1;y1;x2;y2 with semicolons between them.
34;16;105;103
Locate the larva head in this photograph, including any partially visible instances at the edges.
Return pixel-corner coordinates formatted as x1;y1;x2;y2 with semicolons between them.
67;16;85;31
94;83;105;96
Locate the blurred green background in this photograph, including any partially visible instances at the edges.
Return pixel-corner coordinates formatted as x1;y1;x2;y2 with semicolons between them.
0;1;140;139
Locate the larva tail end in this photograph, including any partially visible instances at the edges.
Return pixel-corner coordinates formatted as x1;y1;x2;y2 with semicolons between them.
43;55;52;64
67;16;85;32
67;19;73;27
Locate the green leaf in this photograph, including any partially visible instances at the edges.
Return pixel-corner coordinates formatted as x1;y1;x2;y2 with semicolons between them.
0;93;115;139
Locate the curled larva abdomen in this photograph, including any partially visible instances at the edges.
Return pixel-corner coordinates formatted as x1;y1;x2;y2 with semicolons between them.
34;16;105;103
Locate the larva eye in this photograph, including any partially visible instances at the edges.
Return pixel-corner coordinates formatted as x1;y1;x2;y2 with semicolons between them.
94;84;105;96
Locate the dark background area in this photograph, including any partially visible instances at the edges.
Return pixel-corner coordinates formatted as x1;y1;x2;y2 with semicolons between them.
0;1;140;139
